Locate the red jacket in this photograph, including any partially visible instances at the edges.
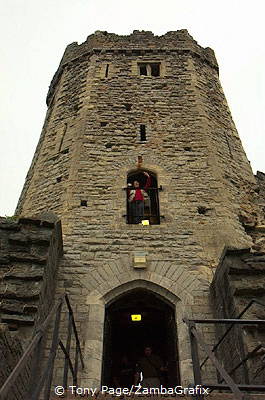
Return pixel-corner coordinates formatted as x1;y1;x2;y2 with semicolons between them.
128;176;151;202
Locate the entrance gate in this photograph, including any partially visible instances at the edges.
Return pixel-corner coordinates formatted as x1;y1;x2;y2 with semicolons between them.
101;289;180;387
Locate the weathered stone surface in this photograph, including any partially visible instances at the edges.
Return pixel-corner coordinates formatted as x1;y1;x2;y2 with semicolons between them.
0;217;63;337
211;248;265;386
3;264;44;280
4;30;265;391
0;323;30;400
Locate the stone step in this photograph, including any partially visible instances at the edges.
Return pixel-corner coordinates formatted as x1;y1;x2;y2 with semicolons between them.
0;312;35;325
3;263;44;280
9;252;47;264
8;231;51;246
0;279;41;299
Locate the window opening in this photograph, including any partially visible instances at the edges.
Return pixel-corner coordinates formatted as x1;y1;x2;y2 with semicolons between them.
105;64;109;78
124;103;132;111
100;122;108;127
138;63;161;77
58;123;68;152
150;63;160;77
140;125;146;142
56;177;62;183
139;64;147;76
126;170;160;225
80;200;88;207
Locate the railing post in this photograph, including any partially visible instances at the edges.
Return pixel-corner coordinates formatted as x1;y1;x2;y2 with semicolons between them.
43;300;63;400
187;321;203;400
28;336;43;398
63;312;73;389
74;341;79;387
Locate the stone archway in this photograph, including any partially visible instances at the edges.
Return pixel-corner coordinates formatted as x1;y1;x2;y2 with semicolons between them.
81;279;195;389
101;287;180;387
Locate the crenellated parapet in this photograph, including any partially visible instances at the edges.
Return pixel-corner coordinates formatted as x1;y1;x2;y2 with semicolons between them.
47;29;218;106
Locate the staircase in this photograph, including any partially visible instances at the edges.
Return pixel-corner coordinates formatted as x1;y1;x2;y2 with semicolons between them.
0;294;84;400
1;294;265;400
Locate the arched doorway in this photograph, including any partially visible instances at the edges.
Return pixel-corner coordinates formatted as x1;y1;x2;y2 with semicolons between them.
101;289;180;387
126;170;160;225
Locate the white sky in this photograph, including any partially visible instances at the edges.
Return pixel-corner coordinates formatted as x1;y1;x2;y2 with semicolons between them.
1;0;265;216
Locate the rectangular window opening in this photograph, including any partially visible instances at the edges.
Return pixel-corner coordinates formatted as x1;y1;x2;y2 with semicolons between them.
139;64;148;76
150;63;160;77
140;125;146;142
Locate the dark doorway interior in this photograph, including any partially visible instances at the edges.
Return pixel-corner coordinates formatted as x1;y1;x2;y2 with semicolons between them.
102;289;180;387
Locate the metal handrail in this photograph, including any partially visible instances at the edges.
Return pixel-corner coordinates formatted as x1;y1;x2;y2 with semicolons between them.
184;316;265;399
122;214;164;218
65;295;85;370
0;294;84;400
123;186;163;191
0;298;63;399
200;299;265;368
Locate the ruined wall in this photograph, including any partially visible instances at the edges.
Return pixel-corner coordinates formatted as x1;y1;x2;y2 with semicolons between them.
0;323;30;400
211;245;265;385
210;171;265;385
0;216;63;398
13;30;264;386
0;216;63;343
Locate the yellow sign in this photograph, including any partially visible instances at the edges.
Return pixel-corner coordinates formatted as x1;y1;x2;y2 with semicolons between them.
142;220;149;226
131;314;142;321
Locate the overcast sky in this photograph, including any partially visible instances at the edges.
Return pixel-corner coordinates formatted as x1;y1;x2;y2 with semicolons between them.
1;0;265;216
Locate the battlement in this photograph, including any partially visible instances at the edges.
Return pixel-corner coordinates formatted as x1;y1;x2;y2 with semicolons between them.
47;29;218;105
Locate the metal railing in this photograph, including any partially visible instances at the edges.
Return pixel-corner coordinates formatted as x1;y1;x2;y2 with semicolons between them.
0;294;84;400
184;299;265;400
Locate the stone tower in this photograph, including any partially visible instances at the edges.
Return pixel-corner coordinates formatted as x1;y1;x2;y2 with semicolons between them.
14;30;265;388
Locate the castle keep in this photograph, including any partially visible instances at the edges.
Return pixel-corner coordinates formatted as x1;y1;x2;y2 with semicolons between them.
1;30;265;399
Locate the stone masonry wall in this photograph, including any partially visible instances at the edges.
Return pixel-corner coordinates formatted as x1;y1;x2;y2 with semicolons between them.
14;30;264;386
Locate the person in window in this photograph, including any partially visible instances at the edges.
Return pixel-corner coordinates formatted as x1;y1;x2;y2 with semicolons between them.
128;172;151;224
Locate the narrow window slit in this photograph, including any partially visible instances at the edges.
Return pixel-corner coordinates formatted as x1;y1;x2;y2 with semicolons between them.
105;64;109;78
58;123;68;152
140;125;146;142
